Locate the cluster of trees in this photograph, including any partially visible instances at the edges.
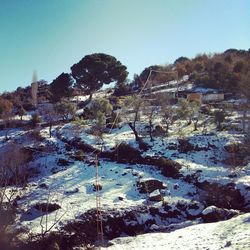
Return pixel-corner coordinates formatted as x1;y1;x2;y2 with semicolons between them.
175;49;250;95
130;49;250;101
50;53;128;102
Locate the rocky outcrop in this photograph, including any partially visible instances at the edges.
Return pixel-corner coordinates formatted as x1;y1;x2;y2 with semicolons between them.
137;179;167;193
178;139;194;153
34;203;61;213
201;205;239;223
149;190;163;202
197;181;245;210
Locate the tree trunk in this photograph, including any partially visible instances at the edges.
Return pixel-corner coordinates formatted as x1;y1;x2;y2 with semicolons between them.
4;121;9;141
165;123;169;135
194;119;198;131
49;123;52;138
242;110;246;133
128;122;140;141
149;119;153;142
88;93;93;103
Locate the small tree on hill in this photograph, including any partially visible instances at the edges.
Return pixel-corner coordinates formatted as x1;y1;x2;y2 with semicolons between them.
18;106;26;121
157;93;174;135
189;100;201;131
40;104;59;137
176;98;190;124
31;112;42;126
0;98;13;140
54;101;76;121
71;53;128;101
214;110;225;130
90;98;113;133
124;95;144;142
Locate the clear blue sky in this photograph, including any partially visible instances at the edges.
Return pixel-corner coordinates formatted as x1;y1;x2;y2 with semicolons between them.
0;0;249;93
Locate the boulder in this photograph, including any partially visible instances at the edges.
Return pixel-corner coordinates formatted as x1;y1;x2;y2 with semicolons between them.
57;158;73;166
196;181;245;210
93;184;102;191
224;142;241;153
202;205;239;223
178;139;194;153
137;179;167;193
149;190;163;202
64;188;79;195
34;203;61;213
39;183;48;189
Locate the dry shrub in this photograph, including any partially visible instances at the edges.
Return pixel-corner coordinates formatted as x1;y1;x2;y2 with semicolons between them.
0;142;31;186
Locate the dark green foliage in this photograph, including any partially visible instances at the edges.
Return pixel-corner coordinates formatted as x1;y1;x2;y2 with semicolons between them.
174;56;189;65
71;53;128;99
113;82;131;96
50;73;73;102
54;101;76;121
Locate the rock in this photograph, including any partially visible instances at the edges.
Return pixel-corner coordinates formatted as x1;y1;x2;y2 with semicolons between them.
149;224;160;231
39;183;48;189
137;179;167;193
178;139;194;153
224;142;241;153
115;142;142;163
153;125;166;136
167;143;178;150
202;205;239;223
57;158;73;166
196;181;245;210
93;184;102;191
118;196;124;201
34;203;61;213
64;188;79;195
149;190;163;202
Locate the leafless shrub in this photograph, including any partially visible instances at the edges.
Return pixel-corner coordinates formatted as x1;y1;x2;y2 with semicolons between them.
0;142;31;186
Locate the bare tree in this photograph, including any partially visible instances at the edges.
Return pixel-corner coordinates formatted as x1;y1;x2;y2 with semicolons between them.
39;103;59;137
0;143;31;242
124;95;144;142
0;98;13;140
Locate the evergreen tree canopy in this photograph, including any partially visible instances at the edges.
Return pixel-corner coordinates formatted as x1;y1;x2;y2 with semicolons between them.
50;73;73;102
71;53;128;99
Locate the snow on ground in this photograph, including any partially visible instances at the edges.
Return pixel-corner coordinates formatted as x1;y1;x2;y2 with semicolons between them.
16;155;198;234
104;212;250;250
1;100;249;243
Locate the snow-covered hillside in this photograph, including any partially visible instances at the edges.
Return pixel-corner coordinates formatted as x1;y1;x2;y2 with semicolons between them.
105;212;250;250
0;89;249;249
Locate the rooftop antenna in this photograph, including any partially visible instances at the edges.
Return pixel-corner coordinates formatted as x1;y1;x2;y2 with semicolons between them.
95;154;104;247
